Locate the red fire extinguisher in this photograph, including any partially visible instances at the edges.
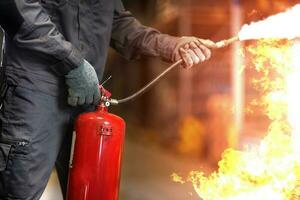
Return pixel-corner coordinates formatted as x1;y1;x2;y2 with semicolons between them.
66;60;182;200
67;86;125;200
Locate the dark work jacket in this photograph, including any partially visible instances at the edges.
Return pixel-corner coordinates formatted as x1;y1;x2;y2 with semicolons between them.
0;0;177;96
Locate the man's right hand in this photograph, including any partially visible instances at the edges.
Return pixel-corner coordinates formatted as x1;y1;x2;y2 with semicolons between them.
65;60;101;107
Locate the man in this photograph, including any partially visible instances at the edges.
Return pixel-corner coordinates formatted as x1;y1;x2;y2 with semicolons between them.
0;0;216;199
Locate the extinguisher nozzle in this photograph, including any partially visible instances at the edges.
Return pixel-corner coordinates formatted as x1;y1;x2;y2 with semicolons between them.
215;36;240;48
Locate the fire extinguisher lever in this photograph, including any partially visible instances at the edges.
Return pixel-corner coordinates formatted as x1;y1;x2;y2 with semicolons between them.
99;85;119;107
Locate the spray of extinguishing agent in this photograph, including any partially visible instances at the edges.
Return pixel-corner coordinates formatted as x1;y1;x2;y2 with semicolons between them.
66;36;239;200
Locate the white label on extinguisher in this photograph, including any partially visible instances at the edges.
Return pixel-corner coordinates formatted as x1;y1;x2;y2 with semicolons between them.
69;131;76;168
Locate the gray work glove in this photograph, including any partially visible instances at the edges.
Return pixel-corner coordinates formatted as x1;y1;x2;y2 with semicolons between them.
173;37;217;69
65;60;101;107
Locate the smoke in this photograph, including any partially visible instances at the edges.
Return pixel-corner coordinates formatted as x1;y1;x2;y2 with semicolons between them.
239;4;300;40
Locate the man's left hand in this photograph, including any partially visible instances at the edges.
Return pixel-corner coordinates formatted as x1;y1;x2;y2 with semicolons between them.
173;37;217;69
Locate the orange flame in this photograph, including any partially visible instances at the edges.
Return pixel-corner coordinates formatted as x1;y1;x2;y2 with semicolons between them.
173;39;300;199
172;4;300;198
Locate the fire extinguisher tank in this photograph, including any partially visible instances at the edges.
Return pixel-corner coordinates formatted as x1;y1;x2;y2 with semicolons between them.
67;106;125;200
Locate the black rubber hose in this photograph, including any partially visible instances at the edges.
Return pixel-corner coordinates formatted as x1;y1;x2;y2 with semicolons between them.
116;59;183;104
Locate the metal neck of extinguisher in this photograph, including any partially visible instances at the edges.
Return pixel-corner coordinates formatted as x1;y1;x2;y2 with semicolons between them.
100;36;239;107
98;102;109;112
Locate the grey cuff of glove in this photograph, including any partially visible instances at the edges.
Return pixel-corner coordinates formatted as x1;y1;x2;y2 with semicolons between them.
50;48;84;76
157;34;179;63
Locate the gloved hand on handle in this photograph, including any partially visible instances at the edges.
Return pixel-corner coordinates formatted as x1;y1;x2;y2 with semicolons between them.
172;37;217;68
65;60;101;107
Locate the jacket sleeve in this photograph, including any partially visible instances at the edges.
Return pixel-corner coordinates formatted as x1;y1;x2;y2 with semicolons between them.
0;0;84;75
110;0;178;62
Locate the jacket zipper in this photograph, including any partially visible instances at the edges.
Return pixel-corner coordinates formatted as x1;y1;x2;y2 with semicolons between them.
0;138;29;147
